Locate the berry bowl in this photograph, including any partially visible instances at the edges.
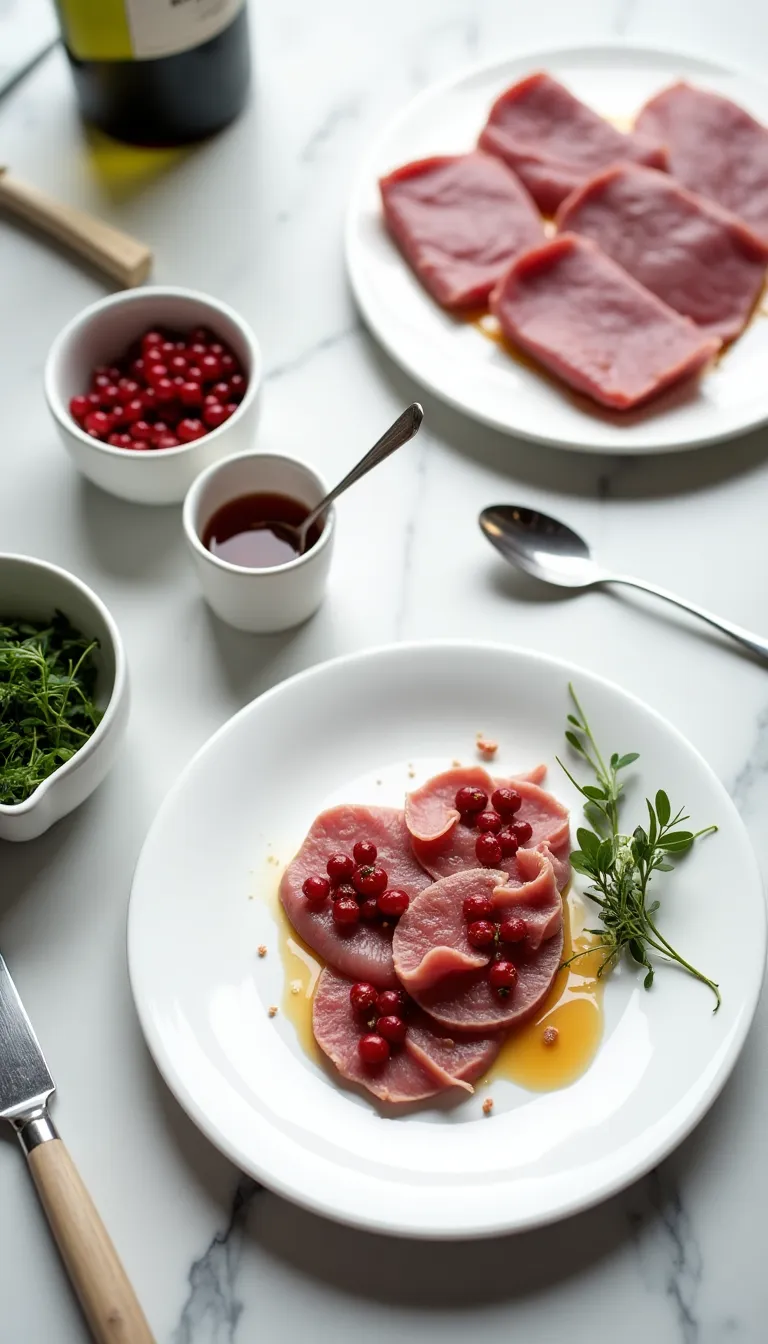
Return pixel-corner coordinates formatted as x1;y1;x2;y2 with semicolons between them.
44;286;262;506
0;554;129;841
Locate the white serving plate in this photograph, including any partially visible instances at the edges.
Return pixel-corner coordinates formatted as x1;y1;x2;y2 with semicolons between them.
346;45;768;454
127;642;765;1237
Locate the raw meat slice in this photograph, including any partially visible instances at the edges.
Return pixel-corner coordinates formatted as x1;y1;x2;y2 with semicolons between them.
394;853;562;996
407;764;570;887
635;81;768;242
557;164;768;341
312;967;501;1103
478;71;668;215
490;234;721;410
379;151;544;310
394;860;564;1032
280;804;432;988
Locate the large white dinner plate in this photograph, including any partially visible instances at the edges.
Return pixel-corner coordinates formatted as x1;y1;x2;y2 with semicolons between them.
346;45;768;454
128;643;765;1237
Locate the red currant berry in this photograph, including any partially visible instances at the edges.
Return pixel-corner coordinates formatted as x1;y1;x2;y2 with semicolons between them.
141;330;164;354
130;420;153;441
476;810;502;834
155;434;180;449
377;888;409;917
498;828;519;857
349;982;377;1013
179;380;202;407
121;398;144;423
352;865;388;897
462;893;494;921
332;896;360;926
203;402;228;429
107;432;133;448
168;354;188;375
127;440;150;451
492;787;522;816
69;395;90;422
220;352;237;375
327;853;354;883
512;820;533;844
159;340;177;359
84;410;112;437
228;373;246;400
188;342;208;360
333;882;358;902
455;786;488;814
130;356;146;380
475;833;503;867
115;378;140;404
199;352;222;381
489;960;518;994
99;383;120;407
358;1033;390;1066
92;372;111;391
377;1015;407;1045
353;840;377;865
499;917;527;944
376;989;407;1016
467;919;496;948
302;875;330;905
177;418;206;442
190;326;213;344
151;377;175;404
359;897;380;920
146;362;169;389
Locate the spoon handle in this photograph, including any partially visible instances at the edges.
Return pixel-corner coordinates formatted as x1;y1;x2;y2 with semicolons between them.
301;403;423;532
607;574;768;661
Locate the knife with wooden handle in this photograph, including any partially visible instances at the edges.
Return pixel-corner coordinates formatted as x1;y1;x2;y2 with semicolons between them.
0;952;155;1343
0;168;152;287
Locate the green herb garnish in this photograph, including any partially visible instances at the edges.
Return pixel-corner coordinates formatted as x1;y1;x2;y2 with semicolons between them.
557;684;720;1010
0;612;103;805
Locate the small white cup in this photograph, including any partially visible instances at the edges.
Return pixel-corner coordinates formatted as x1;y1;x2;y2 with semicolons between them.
183;453;335;633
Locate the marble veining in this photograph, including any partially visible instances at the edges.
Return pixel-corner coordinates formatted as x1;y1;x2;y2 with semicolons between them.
629;1168;704;1344
173;1180;262;1344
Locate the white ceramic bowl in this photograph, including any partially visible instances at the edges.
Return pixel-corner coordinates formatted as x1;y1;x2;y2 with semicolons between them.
0;555;129;841
183;453;335;633
44;286;262;506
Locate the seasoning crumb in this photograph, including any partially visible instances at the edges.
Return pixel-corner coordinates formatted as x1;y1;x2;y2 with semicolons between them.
268;1005;278;1018
482;1097;494;1116
477;738;498;760
382;920;390;929
258;945;267;958
543;1026;559;1046
375;778;383;786
451;758;462;768
290;980;302;996
407;768;416;779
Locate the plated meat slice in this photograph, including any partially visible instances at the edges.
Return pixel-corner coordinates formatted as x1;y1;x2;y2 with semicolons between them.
557;165;768;342
490;234;721;410
379;151;544;310
406;764;570;887
478;71;667;215
635;81;768;242
393;858;563;1032
312;967;500;1103
280;804;431;988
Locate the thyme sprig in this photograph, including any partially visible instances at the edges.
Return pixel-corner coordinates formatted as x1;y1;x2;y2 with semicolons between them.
557;685;720;1010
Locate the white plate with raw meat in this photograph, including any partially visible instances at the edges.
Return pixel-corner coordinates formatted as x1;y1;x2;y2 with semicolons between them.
346;44;768;453
128;642;764;1238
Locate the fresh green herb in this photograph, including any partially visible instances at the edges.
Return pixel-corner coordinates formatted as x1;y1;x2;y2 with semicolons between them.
0;612;103;805
557;684;720;1010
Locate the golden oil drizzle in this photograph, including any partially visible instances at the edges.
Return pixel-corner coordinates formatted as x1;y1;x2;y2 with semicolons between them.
273;871;605;1094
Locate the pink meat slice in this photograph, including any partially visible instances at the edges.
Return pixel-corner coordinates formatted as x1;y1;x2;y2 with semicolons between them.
407;764;571;887
635;81;768;242
395;860;564;1032
312;967;500;1103
478;71;667;215
280;804;432;989
490;234;721;410
379;151;544;310
557;164;768;342
394;852;563;995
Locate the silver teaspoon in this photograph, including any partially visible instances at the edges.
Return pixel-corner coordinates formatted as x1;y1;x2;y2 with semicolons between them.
277;403;423;555
479;504;768;662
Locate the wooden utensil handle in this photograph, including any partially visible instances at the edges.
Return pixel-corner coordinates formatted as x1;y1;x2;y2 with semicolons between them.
0;172;152;287
27;1139;155;1343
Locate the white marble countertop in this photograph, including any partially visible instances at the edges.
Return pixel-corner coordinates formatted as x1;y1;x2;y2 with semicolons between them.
1;1;767;1340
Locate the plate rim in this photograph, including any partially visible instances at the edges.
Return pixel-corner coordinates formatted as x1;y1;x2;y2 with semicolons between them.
345;40;768;456
127;639;766;1237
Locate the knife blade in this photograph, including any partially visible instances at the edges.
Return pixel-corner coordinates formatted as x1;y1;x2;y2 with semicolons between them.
0;952;155;1343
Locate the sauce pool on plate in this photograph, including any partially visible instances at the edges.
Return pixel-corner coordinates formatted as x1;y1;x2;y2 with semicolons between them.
203;491;323;568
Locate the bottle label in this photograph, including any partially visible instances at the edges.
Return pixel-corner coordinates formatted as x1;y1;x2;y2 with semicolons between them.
57;0;245;61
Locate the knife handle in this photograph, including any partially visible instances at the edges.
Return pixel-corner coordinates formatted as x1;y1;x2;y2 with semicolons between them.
26;1137;155;1344
0;171;152;288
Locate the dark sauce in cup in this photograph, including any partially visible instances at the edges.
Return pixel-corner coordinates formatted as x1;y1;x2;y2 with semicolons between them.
202;492;323;569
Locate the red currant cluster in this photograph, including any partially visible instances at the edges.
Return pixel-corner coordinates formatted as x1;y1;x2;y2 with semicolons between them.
462;891;527;998
68;325;247;452
302;839;411;928
349;982;409;1065
455;785;533;868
